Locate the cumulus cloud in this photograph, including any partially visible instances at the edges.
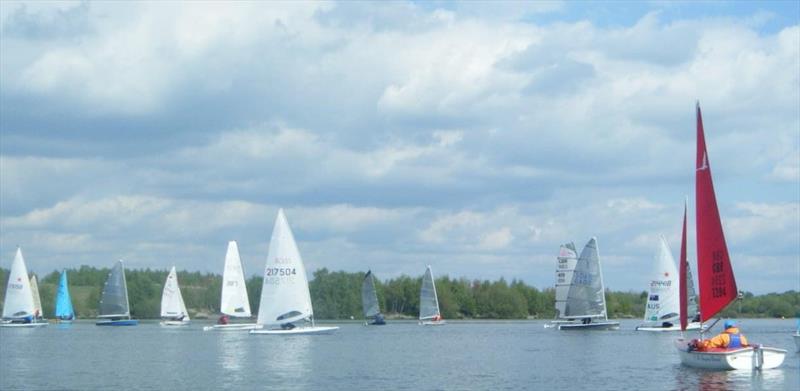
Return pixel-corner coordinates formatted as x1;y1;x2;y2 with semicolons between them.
1;1;798;292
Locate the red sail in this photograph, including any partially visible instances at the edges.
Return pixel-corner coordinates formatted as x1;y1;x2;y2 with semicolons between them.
679;200;688;331
695;103;737;322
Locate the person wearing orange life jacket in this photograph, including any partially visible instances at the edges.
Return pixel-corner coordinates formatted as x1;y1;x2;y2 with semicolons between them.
694;320;748;350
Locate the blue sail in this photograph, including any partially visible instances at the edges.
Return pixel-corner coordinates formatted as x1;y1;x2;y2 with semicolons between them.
55;270;75;320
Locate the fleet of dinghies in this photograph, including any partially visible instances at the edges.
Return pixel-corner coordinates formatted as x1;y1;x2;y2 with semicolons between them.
2;105;796;368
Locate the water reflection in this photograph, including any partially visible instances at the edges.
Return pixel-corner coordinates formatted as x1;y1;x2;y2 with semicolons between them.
256;335;311;389
675;367;787;390
218;331;250;373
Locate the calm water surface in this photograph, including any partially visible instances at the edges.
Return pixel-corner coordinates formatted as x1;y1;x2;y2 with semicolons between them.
1;319;797;390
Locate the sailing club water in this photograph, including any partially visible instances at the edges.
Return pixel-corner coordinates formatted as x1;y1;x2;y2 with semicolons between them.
1;318;797;390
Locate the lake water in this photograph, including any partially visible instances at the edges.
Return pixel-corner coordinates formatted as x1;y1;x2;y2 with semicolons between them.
1;318;797;390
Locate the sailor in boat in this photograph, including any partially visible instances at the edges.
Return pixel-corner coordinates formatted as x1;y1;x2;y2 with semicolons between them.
217;314;229;325
371;313;386;325
432;314;443;322
280;322;296;330
690;320;748;351
581;317;591;325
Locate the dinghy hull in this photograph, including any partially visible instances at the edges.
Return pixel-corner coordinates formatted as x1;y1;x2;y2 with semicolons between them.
419;320;446;326
96;319;138;326
793;334;799;352
160;320;190;327
0;321;48;328
202;323;259;331
558;321;619;330
636;322;702;332
250;326;339;335
674;339;786;370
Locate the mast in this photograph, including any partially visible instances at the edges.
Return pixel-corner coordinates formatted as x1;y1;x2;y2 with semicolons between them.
679;198;688;331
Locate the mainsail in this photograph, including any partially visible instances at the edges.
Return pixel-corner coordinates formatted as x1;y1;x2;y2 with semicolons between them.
256;209;314;327
98;260;131;318
362;270;381;319
564;238;607;319
2;248;35;319
695;103;737;322
643;236;680;324
419;265;441;320
55;270;75;320
30;275;43;318
554;243;578;319
161;266;189;319
221;241;252;317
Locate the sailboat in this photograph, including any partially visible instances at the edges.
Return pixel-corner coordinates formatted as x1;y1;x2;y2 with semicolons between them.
29;275;45;321
0;248;47;328
251;208;339;335
96;260;138;326
419;265;445;326
674;103;785;369
160;266;190;326
362;270;386;325
557;238;619;330
55;270;75;322
545;243;579;328
203;241;258;331
636;235;701;331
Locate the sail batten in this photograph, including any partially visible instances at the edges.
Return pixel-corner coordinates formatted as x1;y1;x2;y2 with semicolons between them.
695;104;737;322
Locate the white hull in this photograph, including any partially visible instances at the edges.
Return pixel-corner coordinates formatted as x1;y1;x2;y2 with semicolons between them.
419;320;446;326
0;321;48;328
558;321;619;330
203;323;259;331
794;333;799;352
160;320;191;327
250;326;339;335
544;320;574;328
636;322;703;332
674;338;786;370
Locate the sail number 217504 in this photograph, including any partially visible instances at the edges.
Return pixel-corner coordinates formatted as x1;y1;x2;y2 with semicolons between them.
265;268;297;276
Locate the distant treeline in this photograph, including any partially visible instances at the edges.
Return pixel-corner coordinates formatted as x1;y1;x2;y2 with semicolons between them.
0;267;797;320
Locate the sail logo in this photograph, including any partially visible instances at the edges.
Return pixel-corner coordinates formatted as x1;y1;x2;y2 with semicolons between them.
650;280;671;287
697;152;709;171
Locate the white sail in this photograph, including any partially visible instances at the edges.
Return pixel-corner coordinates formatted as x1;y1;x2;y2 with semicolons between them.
161;266;189;320
256;209;313;327
30;275;42;318
554;243;578;319
642;236;680;324
419;265;441;320
564;238;607;319
221;241;251;317
2;248;35;319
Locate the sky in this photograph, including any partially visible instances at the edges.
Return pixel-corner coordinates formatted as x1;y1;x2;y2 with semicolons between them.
0;1;798;294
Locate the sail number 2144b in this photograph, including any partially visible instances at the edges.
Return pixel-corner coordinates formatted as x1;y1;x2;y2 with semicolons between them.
265;268;297;276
